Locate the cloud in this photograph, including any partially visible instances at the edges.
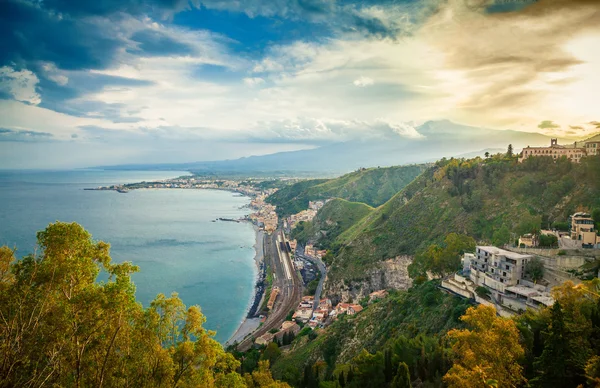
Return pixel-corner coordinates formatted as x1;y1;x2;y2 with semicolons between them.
0;128;53;142
537;120;560;130
353;76;374;87
569;125;584;130
243;77;265;87
0;66;41;105
250;117;423;144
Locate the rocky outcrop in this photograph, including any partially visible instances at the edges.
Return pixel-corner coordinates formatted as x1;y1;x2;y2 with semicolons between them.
324;256;413;303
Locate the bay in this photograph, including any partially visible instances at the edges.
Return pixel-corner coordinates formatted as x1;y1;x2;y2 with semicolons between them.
0;170;257;343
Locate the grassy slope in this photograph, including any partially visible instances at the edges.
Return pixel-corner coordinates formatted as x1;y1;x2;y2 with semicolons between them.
271;282;471;385
291;198;374;248
328;155;600;282
267;165;428;217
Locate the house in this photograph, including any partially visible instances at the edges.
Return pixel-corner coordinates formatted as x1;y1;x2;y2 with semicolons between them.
347;305;363;315
369;290;389;302
518;233;537;247
570;212;599;248
584;134;600;156
318;298;332;310
254;332;274;346
462;253;475;272
469;246;533;293
292;308;313;323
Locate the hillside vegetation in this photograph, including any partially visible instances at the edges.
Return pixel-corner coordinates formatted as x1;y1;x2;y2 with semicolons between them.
291;199;374;249
271;281;471;386
326;154;600;283
266;165;428;217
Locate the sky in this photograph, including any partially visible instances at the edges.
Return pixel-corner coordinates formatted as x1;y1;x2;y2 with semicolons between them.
0;0;599;169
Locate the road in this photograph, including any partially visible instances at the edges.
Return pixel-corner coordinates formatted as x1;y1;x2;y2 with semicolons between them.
297;246;327;310
237;230;302;351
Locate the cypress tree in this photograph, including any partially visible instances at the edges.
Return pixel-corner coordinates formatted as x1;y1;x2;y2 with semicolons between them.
533;301;584;387
338;371;346;387
391;362;411;388
384;348;393;383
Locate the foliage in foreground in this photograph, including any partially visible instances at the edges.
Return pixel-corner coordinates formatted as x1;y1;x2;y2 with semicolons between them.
0;222;288;388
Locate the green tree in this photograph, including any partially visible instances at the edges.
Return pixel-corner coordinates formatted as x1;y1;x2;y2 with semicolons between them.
390;362;411;388
525;257;545;283
507;144;514;157
261;342;282;366
538;234;558;247
515;213;542;237
492;225;511;247
593;208;600;231
532;302;581;387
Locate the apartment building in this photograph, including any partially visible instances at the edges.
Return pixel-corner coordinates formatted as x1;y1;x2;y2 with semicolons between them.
470;246;533;292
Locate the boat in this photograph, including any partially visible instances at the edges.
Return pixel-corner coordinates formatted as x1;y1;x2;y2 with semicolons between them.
116;188;129;193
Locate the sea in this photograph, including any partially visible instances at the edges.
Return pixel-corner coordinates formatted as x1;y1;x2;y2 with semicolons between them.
0;169;257;343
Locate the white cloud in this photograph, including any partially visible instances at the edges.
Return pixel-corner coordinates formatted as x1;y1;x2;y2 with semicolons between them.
353;76;374;87
41;63;69;86
0;66;41;105
243;77;265;87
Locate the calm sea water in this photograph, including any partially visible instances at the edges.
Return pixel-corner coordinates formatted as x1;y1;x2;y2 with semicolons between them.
0;170;257;343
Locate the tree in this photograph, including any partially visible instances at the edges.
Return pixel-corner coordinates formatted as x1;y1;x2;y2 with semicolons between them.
245;361;291;388
0;222;286;387
532;302;582;387
492;225;511;247
593;208;600;231
484;152;490;159
261;342;282;365
444;305;526;388
409;233;476;278
515;213;542;237
507;144;514;157
525;257;545;283
391;362;411;388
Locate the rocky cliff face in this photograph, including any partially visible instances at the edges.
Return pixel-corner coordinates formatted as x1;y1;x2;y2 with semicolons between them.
324;256;413;303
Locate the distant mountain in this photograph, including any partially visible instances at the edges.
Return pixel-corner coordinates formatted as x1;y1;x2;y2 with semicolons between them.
96;121;561;174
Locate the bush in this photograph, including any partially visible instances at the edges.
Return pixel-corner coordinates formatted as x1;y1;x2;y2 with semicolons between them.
558;250;567;256
475;286;491;298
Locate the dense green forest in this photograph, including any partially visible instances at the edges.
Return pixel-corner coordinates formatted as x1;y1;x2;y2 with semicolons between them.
0;223;288;388
266;165;428;217
323;154;600;282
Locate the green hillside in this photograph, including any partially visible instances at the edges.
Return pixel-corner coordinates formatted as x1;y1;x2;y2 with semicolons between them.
271;282;471;386
327;154;600;283
291;198;374;249
266;165;428;217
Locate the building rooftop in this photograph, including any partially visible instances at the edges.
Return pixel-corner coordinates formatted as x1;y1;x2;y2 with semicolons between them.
506;285;539;297
477;246;532;260
531;295;555;306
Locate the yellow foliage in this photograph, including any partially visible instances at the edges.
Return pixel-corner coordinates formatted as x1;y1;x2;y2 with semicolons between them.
444;305;526;388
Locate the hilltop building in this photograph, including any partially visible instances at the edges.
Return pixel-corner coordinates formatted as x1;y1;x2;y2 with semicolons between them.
519;138;585;163
469;246;532;293
571;212;599;248
519;134;600;163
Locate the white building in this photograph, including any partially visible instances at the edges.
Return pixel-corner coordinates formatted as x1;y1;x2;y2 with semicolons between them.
470;246;532;293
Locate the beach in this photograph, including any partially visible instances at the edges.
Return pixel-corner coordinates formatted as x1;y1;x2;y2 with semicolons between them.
226;224;265;346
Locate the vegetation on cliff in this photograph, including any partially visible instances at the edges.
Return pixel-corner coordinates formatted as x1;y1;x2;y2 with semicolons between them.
266;165;428;217
0;222;288;388
326;154;600;282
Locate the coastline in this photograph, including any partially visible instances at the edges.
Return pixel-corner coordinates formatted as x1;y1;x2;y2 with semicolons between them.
225;222;266;346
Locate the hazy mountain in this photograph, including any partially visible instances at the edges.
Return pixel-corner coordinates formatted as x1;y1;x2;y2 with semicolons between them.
97;120;561;174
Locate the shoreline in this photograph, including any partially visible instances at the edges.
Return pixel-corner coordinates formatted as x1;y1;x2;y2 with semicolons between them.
225;222;266;346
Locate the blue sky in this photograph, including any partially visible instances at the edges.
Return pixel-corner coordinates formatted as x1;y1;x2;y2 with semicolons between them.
0;0;599;168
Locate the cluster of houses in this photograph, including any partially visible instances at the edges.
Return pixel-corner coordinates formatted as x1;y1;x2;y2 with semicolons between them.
248;193;278;234
442;246;555;316
304;244;327;259
519;134;600;164
285;200;328;230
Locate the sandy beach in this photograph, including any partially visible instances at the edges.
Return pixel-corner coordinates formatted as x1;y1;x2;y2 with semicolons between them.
225;223;265;346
